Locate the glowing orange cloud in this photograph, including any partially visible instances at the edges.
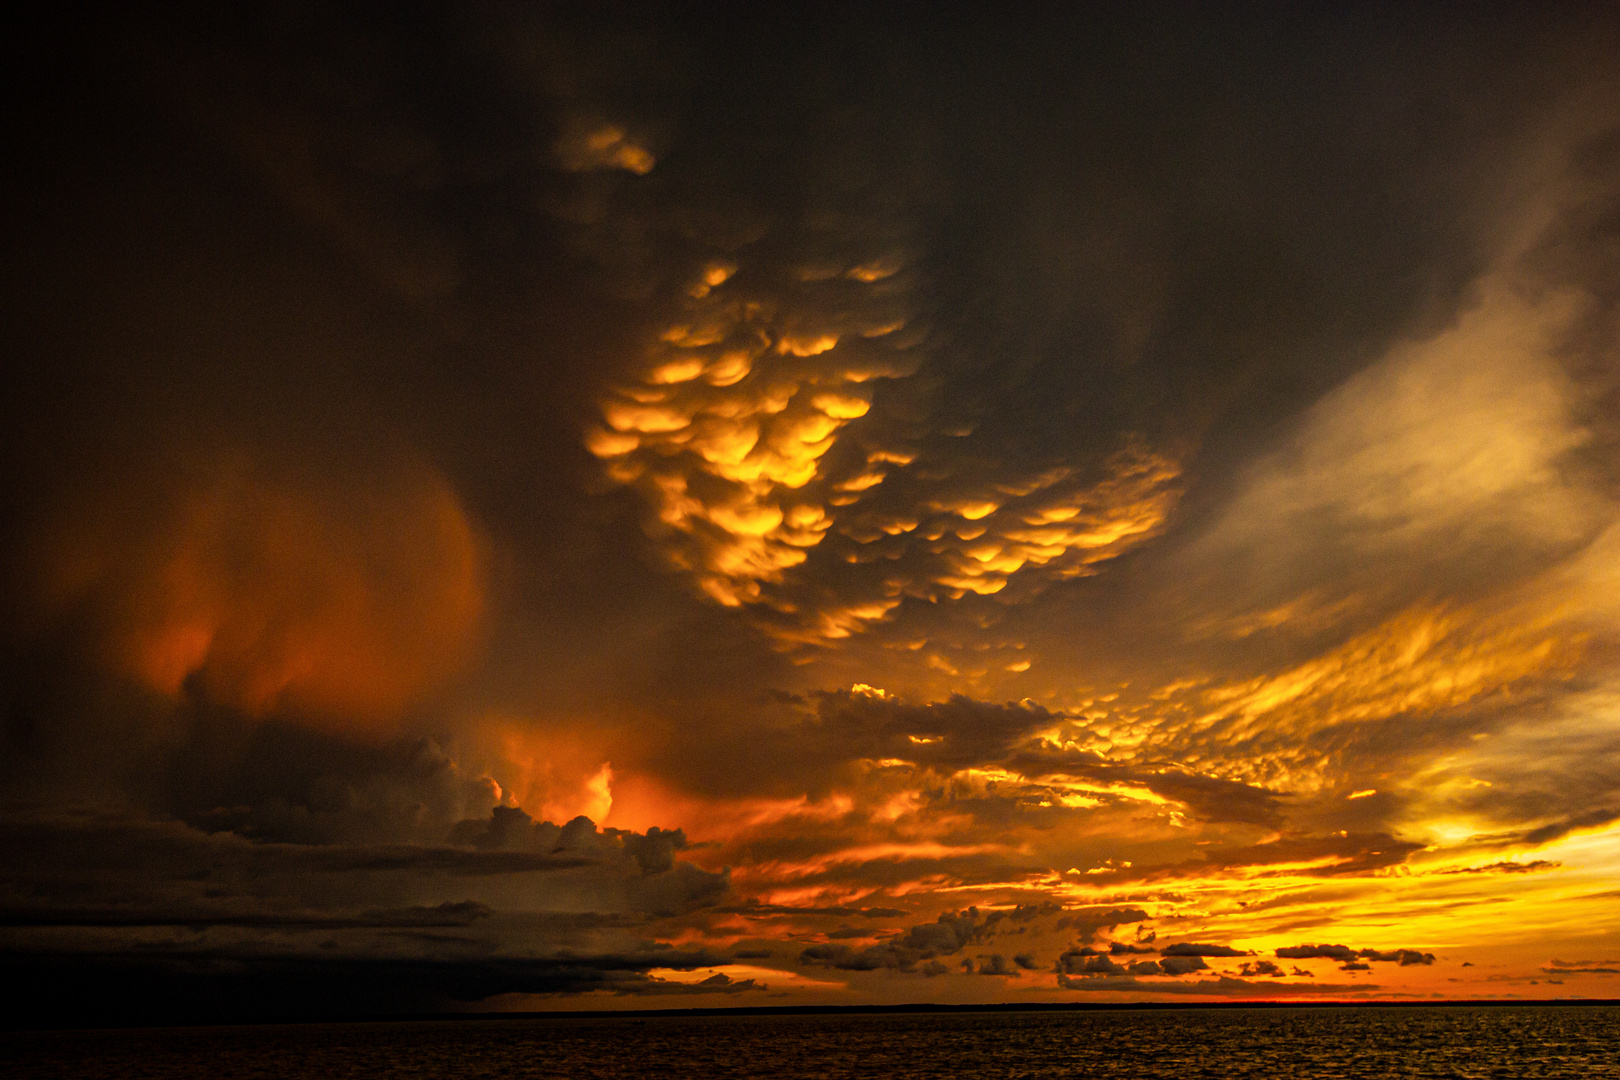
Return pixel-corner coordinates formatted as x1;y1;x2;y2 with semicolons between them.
29;453;485;733
484;723;618;825
587;240;1183;647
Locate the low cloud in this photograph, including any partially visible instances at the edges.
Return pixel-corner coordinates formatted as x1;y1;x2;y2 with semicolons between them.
0;796;733;1024
1543;959;1620;976
1161;943;1252;958
1157;956;1209;976
1276;945;1436;966
798;908;997;972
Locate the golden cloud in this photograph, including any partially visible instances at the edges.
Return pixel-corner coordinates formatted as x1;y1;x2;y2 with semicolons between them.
588;250;1182;644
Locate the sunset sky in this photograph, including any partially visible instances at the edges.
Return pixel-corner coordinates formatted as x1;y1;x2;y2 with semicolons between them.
4;3;1620;1024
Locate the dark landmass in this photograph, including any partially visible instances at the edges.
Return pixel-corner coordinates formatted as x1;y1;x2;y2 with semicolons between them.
7;986;1616;1033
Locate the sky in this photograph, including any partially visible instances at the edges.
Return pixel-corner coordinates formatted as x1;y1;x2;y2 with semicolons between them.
3;3;1620;1025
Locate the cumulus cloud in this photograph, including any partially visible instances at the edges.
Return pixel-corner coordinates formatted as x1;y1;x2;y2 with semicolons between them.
1156;956;1210;976
974;953;1019;977
1056;951;1126;977
451;805;691;875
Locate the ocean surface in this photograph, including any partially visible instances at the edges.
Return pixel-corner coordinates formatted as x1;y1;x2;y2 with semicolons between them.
4;1005;1617;1079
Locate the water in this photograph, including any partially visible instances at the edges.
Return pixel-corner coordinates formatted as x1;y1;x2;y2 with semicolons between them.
4;1006;1616;1079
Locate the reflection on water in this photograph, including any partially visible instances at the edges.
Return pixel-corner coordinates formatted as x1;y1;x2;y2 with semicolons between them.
5;1005;1616;1079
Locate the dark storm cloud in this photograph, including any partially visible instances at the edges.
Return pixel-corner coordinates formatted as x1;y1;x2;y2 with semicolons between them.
0;0;785;781
0;804;727;905
0;899;491;930
0;799;734;1024
552;2;1620;665
0;946;757;1027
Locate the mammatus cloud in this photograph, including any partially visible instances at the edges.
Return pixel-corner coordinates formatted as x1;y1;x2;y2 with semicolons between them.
574;117;1182;646
585;262;1182;646
586;250;923;621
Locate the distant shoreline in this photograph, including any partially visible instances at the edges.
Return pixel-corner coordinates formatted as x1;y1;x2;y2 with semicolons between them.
10;998;1618;1034
419;997;1620;1022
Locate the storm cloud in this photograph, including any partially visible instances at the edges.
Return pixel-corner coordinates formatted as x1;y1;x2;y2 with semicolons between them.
3;2;1620;1020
